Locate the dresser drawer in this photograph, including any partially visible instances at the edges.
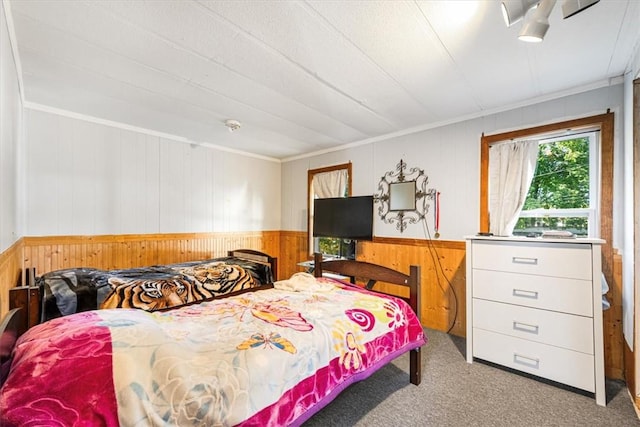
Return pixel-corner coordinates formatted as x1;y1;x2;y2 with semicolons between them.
473;299;594;354
472;269;593;316
471;240;592;280
473;328;595;392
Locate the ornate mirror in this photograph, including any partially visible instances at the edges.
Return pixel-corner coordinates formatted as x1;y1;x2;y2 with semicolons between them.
374;159;435;232
389;181;416;211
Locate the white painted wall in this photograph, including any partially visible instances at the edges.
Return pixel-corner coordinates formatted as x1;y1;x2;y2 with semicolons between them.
0;2;22;252
282;84;625;247
623;72;635;349
24;109;281;235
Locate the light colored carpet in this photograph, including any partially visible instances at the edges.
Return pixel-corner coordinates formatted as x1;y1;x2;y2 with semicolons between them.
304;328;640;426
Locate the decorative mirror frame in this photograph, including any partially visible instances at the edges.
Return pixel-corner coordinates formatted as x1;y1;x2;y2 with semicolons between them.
374;159;435;232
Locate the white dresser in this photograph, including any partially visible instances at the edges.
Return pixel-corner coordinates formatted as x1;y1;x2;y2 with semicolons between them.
465;236;606;406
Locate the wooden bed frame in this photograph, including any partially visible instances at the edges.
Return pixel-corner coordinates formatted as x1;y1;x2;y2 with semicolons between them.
1;254;424;426
1;253;424;427
7;249;278;335
313;252;422;385
1;252;422;389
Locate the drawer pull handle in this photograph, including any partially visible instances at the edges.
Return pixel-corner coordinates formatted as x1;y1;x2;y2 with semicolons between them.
512;289;539;299
512;256;538;265
513;353;540;369
513;321;539;334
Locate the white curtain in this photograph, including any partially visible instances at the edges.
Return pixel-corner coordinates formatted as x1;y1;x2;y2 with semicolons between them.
489;140;539;236
310;169;348;253
312;170;348;199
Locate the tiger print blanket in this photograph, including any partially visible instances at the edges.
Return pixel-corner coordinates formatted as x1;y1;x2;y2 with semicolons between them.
38;256;273;322
101;262;258;311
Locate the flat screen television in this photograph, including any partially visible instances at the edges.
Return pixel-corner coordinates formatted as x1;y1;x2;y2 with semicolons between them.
313;196;374;241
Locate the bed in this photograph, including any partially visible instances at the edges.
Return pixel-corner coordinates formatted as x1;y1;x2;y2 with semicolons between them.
0;253;425;426
10;249;278;332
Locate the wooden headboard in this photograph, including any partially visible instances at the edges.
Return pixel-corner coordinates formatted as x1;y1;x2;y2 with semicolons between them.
313;253;420;314
228;249;278;280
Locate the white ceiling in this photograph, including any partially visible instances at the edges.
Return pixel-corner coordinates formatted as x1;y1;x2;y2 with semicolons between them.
6;0;640;160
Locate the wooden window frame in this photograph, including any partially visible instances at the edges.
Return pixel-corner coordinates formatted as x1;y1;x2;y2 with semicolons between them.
307;162;352;257
479;111;614;283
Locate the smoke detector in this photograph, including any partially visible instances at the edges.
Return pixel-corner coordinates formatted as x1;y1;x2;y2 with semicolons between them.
224;119;241;132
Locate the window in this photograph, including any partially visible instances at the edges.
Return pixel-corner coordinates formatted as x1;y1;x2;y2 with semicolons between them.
307;163;352;257
514;131;599;237
479;112;613;289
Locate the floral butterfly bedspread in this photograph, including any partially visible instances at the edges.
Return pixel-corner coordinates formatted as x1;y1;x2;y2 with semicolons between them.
0;278;426;426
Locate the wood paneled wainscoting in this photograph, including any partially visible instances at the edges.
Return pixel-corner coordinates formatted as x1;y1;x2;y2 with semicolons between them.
21;232;281;275
358;238;467;337
0;239;24;319
278;230;311;280
607;250;624;380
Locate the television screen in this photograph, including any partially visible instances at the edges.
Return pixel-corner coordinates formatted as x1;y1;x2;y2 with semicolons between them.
313;196;374;241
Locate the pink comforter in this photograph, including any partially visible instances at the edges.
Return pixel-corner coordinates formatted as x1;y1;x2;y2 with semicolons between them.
1;278;425;426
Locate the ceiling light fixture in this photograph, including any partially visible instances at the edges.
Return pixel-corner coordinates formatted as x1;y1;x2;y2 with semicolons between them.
518;0;556;42
224;119;241;132
501;0;539;27
561;0;600;19
501;0;600;43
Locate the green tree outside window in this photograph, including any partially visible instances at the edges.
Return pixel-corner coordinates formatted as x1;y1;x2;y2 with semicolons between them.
514;137;590;236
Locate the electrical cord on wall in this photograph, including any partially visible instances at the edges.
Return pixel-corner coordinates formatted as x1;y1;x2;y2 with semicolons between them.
421;217;458;334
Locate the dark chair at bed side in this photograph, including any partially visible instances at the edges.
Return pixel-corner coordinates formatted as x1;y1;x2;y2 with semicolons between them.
313;253;422;386
0;308;24;387
9;267;40;334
